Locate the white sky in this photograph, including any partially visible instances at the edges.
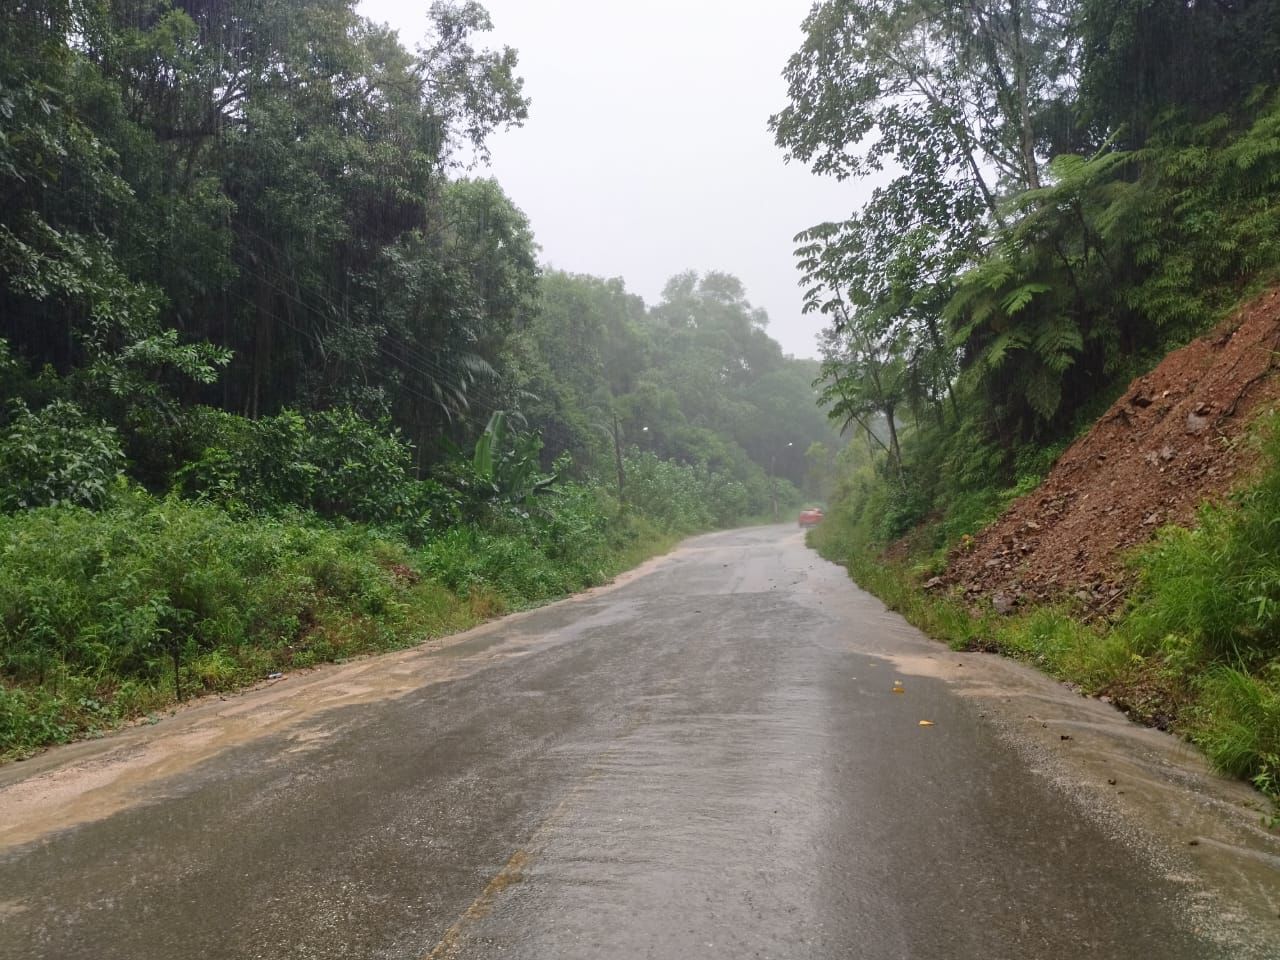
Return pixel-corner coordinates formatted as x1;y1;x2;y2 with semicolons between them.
358;0;875;359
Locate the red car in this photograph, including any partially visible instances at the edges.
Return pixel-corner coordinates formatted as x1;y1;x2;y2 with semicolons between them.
798;507;824;528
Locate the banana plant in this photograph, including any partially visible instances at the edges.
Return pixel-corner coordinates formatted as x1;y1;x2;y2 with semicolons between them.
472;411;558;505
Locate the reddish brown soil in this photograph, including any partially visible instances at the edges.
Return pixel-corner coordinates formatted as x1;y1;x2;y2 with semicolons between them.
942;287;1280;614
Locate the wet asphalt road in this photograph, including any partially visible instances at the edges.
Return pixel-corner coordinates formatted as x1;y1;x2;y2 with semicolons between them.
0;526;1226;959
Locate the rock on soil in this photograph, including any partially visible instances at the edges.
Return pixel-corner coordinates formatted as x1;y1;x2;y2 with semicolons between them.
945;287;1280;613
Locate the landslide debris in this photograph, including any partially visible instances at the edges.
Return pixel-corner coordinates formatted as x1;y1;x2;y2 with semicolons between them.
945;287;1280;613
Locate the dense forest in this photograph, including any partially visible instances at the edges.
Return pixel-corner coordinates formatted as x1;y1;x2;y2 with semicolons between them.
0;0;835;754
783;0;1280;794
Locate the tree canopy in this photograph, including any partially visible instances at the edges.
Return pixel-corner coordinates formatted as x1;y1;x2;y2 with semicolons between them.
1;0;837;526
776;0;1280;458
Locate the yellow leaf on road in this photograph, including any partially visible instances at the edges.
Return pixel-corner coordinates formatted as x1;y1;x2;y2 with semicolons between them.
918;720;935;727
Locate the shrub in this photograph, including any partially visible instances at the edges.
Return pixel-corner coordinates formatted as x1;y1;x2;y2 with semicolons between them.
173;407;455;537
0;492;397;691
0;399;124;512
1194;666;1280;795
620;450;782;531
417;480;617;605
1127;428;1280;665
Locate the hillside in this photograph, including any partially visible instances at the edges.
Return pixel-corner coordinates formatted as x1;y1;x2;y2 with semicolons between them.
784;0;1280;802
944;287;1280;614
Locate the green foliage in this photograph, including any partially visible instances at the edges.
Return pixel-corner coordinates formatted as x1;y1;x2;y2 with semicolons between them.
621;450;796;531
303;410;435;525
0;1;232;430
420;515;598;604
777;0;1079;452
771;0;1066;194
809;419;1280;798
787;0;1280;800
0;491;402;727
507;269;836;504
0;479;685;758
0;0;839;763
174;407;446;530
1193;666;1280;793
783;0;1280;478
1126;428;1280;665
471;410;557;504
1078;0;1280;148
0;400;124;511
0;389;785;759
823;88;1280;444
3;0;834;525
2;0;532;445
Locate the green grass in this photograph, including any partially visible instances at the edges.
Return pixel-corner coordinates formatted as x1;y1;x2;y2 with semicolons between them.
833;550;1130;686
0;487;681;761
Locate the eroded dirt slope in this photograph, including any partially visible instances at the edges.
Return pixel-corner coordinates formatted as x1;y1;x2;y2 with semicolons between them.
945;287;1280;612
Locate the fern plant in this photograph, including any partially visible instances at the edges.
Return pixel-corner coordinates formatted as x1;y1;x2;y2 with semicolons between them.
951;93;1280;437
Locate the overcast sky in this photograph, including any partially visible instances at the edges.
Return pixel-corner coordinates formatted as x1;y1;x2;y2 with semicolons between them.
358;0;873;358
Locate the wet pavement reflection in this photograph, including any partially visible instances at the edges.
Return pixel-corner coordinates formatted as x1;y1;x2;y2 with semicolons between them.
0;527;1241;959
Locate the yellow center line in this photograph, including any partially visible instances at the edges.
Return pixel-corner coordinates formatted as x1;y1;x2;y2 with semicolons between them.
419;738;632;959
423;847;531;960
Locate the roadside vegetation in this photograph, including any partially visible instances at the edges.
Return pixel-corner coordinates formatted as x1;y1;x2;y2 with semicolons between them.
779;0;1280;798
811;428;1280;799
0;481;671;758
0;1;834;758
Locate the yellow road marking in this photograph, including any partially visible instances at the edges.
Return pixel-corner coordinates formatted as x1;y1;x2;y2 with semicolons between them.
423;848;530;960
421;705;651;958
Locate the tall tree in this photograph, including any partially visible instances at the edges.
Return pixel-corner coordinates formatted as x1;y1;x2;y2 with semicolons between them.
3;0;534;456
773;1;1080;442
1079;0;1280;148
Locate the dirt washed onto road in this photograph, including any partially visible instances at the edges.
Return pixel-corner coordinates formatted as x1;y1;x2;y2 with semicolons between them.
0;549;675;851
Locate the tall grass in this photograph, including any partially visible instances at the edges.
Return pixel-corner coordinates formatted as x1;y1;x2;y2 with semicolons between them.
1194;666;1280;795
1113;428;1280;790
1124;432;1280;667
0;491;470;757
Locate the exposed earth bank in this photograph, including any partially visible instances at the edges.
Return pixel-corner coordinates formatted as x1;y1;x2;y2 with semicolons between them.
944;287;1280;611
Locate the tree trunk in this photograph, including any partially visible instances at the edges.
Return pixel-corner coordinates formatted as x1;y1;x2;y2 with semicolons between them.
612;412;625;503
249;285;273;420
1010;0;1041;190
883;403;905;488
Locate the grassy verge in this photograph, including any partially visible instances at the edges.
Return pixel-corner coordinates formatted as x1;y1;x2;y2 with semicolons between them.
0;489;679;761
824;550;1174;715
810;436;1280;804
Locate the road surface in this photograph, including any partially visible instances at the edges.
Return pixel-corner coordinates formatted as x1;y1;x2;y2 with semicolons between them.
1;526;1276;959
